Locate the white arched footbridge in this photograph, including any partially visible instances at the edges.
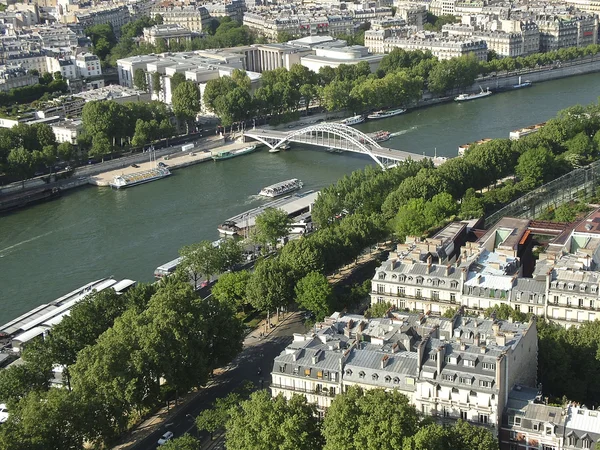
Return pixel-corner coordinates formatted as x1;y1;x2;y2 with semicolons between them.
244;122;430;169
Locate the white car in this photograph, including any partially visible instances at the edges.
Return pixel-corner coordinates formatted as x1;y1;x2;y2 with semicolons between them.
157;431;173;446
0;404;8;424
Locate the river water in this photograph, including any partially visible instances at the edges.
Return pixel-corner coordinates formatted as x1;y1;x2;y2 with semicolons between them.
1;73;600;324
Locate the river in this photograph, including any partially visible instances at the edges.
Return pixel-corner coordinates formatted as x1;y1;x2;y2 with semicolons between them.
1;73;600;324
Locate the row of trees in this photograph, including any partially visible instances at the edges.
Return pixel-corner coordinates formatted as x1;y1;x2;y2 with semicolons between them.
0;278;244;448
0;71;68;108
197;387;498;450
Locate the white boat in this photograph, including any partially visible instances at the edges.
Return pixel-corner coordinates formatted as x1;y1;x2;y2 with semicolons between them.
455;87;492;102
326;147;344;154
269;143;290;153
513;76;532;89
110;149;171;189
259;178;303;198
367;108;406;120
340;115;365;126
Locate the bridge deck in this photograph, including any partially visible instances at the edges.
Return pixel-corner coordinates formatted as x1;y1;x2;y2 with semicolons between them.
244;128;428;163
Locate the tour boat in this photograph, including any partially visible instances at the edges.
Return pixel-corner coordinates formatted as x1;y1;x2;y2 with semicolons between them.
110;148;171;189
340;115;365;126
212;145;257;161
513;76;533;89
367;108;406;120
371;130;391;143
259;179;304;198
455;87;492;102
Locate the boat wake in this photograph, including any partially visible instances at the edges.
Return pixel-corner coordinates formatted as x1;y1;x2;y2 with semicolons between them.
0;229;56;257
390;126;418;137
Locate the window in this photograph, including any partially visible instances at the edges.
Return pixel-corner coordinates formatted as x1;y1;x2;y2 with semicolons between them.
450;293;456;303
359;371;365;379
377;284;385;294
385;375;391;383
430;354;437;362
372;373;379;381
515;304;521;312
545;426;552;436
459;377;472;385
416;289;422;299
528;306;534;314
398;287;405;296
583;439;590;449
553;295;559;304
479;380;492;388
416;277;423;285
305;369;311;376
393;377;400;384
579;298;584;308
443;374;455;381
489;289;496;298
451;281;458;289
279;365;286;373
432;291;439;301
460;410;467;420
345;369;353;376
481;362;496;370
378;272;386;280
514;417;521;426
317;371;323;379
463;359;475;367
567;436;575;446
443;406;449;417
533;423;539;431
479;414;489;424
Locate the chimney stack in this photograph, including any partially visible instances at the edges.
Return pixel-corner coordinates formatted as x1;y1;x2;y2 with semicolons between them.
445;264;451;276
496;333;506;346
381;355;389;369
437;345;444;375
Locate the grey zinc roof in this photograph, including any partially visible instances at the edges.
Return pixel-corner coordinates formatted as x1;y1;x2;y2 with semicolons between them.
344;347;418;389
565;406;600;436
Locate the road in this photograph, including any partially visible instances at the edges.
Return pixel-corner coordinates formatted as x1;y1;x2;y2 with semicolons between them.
133;312;306;450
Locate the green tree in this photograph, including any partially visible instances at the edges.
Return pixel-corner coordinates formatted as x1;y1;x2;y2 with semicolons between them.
7;147;34;183
133;68;148;91
365;301;394;318
179;240;222;286
246;258;293;329
295;271;333;321
196;386;253;439
225;391;323;450
88;133;112;161
56;142;75;161
515;147;557;188
211;270;251;312
172;81;200;133
160;434;200;450
151;71;162;95
322;386;420;450
170;72;186;92
447;420;498;450
253;207;292;249
402;423;448;450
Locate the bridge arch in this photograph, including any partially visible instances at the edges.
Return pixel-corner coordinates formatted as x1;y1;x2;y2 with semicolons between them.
246;122;387;169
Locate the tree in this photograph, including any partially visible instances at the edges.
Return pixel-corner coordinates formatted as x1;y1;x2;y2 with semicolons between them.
196;386;253;439
211;270;251;312
170;72;186;93
172;81;201;133
365;301;394;318
57;142;75;161
253;207;292;249
133;68;148;91
216;238;243;272
294;272;333;321
447;420;498;450
7;147;34;183
160;434;200;450
88;133;112;161
402;424;448;450
179;240;222;286
516;147;557;188
246;258;293;329
322;387;420;450
225;391;323;450
151;71;162;95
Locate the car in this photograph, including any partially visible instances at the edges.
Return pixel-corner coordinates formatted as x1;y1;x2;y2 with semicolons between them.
157;431;173;446
131;164;140;168
0;404;8;424
158;162;167;168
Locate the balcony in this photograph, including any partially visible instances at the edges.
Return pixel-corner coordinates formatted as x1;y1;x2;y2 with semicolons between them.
271;383;337;397
372;291;457;304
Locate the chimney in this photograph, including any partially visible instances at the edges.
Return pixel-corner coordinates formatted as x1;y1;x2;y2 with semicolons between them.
474;333;480;346
381;354;389;369
492;322;500;336
496;333;506;346
445;264;451;276
437;345;444;375
392;342;399;353
460;342;466;351
480;345;487;354
417;340;426;371
427;255;433;273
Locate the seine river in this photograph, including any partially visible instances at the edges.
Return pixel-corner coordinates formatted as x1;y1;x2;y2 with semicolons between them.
1;73;600;324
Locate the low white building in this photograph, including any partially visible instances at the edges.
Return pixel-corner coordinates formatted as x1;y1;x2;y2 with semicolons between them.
301;45;384;72
51;119;82;144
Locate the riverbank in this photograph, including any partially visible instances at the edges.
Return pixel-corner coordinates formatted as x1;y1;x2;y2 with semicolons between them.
89;141;250;187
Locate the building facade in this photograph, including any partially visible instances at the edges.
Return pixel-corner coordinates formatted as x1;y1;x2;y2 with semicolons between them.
272;310;537;432
150;6;211;33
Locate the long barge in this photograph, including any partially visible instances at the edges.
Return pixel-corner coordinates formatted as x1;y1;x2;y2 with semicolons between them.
509;122;546;140
218;190;319;236
0;187;61;213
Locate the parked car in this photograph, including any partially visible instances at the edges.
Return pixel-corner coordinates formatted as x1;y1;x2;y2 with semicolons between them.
157;431;173;446
131;164;140;168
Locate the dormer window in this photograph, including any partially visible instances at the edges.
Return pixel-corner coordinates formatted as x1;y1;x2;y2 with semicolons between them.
385;375;391;383
393;377;400;384
551;281;557;288
399;275;406;282
378;272;386;280
568;283;575;291
451;281;458;289
583;438;591;449
359;371;366;379
558;282;565;289
392;274;397;279
416;277;423;285
345;369;353;376
592;285;598;294
372;373;379;381
580;284;586;292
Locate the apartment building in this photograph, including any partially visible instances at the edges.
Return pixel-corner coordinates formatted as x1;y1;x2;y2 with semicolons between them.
46;56;76;79
393;3;427;29
536;15;598;52
272;310;538;432
74;53;101;78
365;29;488;60
499;385;600;450
150;6;211;33
74;6;131;34
0;64;38;92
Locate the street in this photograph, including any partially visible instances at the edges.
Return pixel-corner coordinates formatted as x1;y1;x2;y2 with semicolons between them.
132;312;306;450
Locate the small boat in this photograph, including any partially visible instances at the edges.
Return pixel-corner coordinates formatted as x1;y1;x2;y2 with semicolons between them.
455;86;492;102
340;115;365;126
513;76;532;89
212;145;257;161
367;108;406;120
371;130;391;143
218;220;240;236
259;178;303;198
326;147;344;154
